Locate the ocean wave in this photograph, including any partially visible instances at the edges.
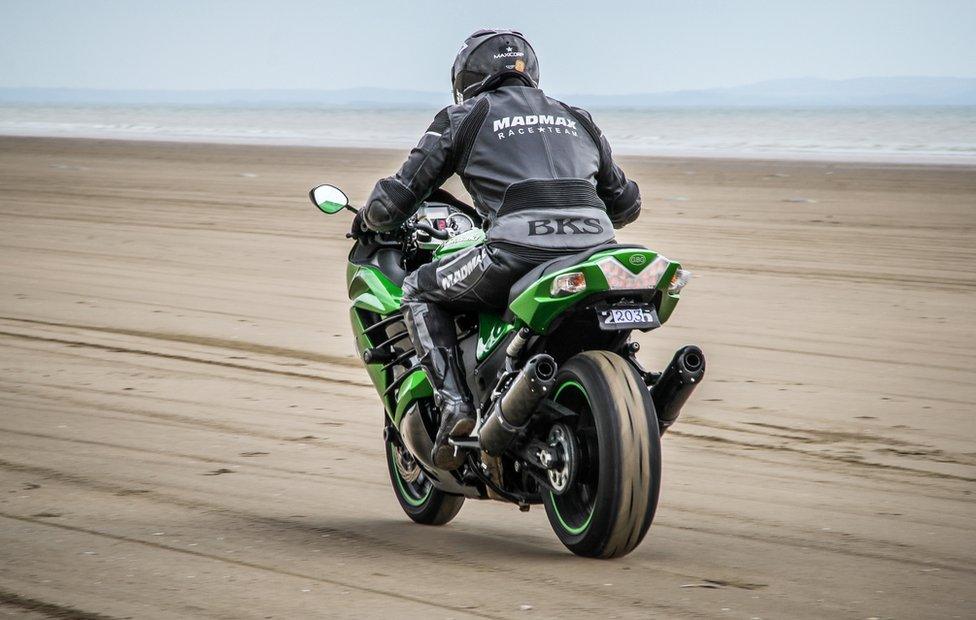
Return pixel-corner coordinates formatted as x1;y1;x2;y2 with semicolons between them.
2;104;974;163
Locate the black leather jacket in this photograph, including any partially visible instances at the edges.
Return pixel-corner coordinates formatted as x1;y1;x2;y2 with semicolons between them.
363;85;641;251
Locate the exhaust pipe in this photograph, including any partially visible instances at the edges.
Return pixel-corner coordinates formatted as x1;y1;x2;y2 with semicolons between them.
651;345;706;433
397;406;483;498
479;354;557;456
399;405;440;472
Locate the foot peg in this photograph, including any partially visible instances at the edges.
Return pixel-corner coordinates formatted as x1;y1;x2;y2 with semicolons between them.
447;437;480;450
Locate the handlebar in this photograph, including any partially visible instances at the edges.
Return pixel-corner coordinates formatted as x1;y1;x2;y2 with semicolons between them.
346;218;451;248
413;222;451;240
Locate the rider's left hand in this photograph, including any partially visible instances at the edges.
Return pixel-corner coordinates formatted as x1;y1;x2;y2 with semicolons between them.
348;209;370;239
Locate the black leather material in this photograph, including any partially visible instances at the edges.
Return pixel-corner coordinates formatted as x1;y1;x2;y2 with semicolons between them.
402;244;538;311
364;83;645;339
565;106;643;228
454;97;490;172
496;178;605;217
606;180;642;228
363;85;640;243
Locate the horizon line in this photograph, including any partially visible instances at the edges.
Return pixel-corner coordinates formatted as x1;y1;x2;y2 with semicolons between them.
2;74;975;97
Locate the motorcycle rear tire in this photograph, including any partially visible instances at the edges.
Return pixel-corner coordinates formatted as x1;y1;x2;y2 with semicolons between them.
542;350;662;558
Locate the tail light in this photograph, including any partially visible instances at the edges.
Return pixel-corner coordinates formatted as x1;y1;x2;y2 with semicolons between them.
668;269;692;294
597;256;670;290
550;272;587;296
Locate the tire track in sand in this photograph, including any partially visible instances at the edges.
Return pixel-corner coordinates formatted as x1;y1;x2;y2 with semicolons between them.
0;330;368;388
0;513;503;620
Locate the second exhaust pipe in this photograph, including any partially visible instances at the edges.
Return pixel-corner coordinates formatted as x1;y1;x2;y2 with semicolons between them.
651;345;706;433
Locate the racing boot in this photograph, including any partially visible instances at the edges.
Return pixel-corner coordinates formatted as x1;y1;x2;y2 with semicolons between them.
426;347;476;470
402;299;475;470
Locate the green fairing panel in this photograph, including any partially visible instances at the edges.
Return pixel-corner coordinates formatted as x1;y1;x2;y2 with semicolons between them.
349;306;393;415
432;229;486;258
346;263;404;419
508;248;683;333
393;369;433;426
477;312;516;361
346;263;402;314
659;290;680;324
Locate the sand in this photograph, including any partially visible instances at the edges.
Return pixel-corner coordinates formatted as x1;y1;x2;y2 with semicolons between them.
0;135;974;619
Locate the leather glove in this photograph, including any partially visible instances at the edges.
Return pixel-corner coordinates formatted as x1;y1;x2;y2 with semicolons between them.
348;209;369;239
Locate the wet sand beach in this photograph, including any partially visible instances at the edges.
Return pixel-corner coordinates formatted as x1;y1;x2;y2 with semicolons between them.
1;136;974;618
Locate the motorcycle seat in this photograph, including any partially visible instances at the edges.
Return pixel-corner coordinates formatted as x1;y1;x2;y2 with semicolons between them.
503;243;646;320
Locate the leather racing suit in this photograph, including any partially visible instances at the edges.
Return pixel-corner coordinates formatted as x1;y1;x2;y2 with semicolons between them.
362;83;641;465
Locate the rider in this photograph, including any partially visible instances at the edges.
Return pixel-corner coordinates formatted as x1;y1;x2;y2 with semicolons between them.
354;29;642;469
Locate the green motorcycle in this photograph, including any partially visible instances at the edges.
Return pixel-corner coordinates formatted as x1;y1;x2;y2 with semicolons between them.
310;183;705;558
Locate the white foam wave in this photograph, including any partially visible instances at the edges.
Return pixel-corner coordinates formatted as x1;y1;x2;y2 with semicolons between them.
1;104;974;163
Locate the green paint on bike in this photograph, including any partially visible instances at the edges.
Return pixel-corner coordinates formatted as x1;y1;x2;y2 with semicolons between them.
477;313;516;361
508;248;682;333
394;370;433;426
346;263;402;315
549;380;596;535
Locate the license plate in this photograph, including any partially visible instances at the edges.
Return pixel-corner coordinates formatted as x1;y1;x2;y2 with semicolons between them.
597;305;660;330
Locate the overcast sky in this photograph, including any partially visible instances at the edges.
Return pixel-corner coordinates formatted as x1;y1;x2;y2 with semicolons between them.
2;0;974;95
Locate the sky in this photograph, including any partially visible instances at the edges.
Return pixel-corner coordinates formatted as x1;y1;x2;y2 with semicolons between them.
1;0;975;95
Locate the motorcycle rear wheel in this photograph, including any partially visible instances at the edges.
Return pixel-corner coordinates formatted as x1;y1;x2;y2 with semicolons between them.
385;438;464;525
542;351;662;558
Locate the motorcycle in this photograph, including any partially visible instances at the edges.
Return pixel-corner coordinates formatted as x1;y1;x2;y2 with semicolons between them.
309;183;705;558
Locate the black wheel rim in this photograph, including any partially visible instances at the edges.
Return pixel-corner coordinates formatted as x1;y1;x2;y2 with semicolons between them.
549;380;598;534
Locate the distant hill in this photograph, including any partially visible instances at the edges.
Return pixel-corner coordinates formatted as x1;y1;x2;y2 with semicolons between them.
568;77;976;107
0;87;451;108
2;77;974;107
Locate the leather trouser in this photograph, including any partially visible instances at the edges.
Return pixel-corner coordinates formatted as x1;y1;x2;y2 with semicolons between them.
400;245;538;406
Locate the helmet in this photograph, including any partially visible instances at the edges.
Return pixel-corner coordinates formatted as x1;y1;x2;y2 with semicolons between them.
451;29;540;104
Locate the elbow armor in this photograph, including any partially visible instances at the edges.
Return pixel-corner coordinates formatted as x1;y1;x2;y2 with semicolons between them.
608;180;641;229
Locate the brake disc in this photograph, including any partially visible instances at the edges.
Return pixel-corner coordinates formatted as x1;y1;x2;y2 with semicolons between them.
393;444;422;483
546;423;578;495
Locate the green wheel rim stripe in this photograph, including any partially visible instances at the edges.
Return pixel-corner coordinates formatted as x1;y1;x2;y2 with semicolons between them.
549;380;596;535
389;444;431;507
551;491;594;535
554;380;586;400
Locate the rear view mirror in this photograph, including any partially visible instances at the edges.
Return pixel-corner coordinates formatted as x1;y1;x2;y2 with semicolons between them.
309;184;350;214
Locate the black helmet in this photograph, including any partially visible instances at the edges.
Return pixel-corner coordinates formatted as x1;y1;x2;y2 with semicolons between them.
451;29;539;104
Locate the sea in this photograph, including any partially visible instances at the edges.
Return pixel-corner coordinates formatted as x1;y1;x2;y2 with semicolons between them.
2;104;974;164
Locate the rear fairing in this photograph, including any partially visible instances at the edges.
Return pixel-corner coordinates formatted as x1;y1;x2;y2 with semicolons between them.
507;247;683;333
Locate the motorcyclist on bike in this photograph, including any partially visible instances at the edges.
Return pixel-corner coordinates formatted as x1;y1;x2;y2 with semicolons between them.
354;29;642;469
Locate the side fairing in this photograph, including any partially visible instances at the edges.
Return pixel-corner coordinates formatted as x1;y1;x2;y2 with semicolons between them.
477;312;515;361
393;370;432;426
347;263;401;418
346;262;434;423
346;263;402;315
349;306;393;413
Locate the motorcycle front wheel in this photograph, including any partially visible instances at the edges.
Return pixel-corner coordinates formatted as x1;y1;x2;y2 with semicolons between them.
542;351;662;558
385;436;464;525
